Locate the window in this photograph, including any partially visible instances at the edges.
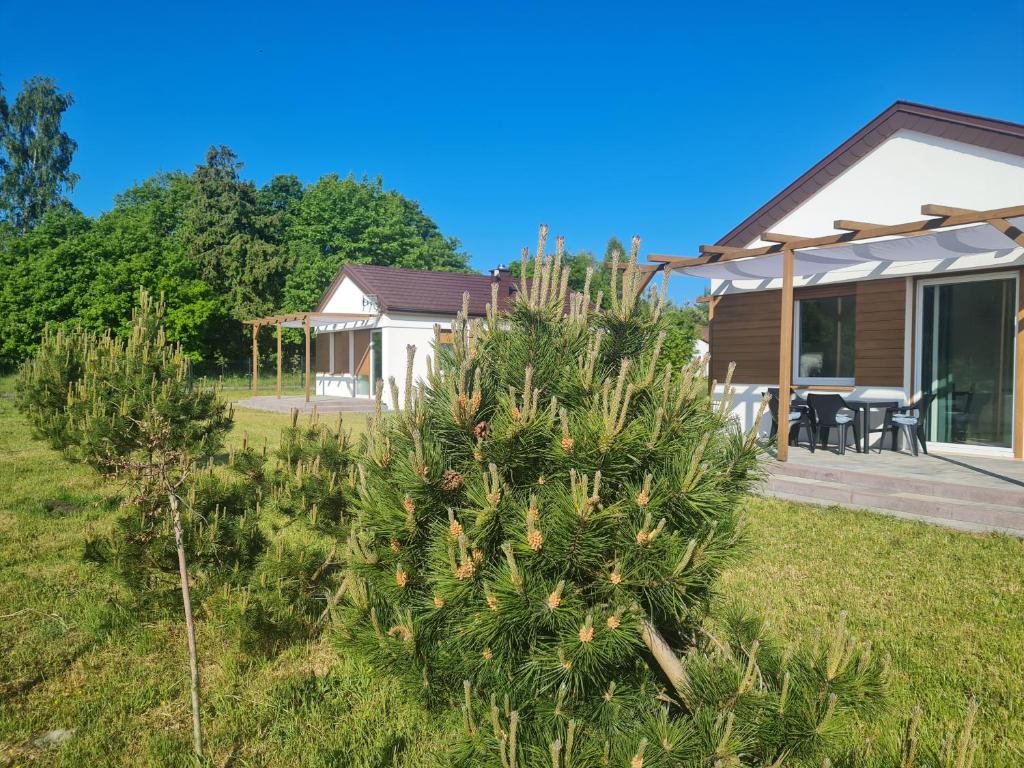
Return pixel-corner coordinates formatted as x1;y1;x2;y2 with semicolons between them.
795;295;855;383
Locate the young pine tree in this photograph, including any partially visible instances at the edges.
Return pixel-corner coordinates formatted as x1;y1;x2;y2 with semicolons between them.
333;227;888;766
71;288;234;759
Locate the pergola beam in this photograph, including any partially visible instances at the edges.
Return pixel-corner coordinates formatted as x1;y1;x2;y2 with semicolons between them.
649;203;1024;268
699;244;748;255
245;311;373;328
833;219;886;232
761;232;801;244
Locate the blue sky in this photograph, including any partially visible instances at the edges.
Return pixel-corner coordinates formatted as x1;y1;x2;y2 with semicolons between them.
2;0;1023;303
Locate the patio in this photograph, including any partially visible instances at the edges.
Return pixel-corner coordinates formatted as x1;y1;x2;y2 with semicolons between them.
759;445;1024;535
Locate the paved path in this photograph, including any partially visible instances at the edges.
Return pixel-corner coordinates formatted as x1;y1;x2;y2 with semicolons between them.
234;395;379;414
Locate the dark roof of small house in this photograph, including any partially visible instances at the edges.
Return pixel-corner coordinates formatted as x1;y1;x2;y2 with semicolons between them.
717;101;1024;248
315;263;518;316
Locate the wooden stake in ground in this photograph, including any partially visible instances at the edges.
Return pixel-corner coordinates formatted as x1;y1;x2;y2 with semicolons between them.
169;486;203;758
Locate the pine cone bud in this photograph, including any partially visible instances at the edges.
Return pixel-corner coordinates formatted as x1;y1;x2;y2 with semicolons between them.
636;530;649;545
636;489;650;508
455;561;475;580
472;548;483;563
395;567;408;588
487;594;498;611
474;420;488;438
449;519;464;538
433;595;445;608
442;469;464;491
547;591;561;610
610;569;622;585
560;436;574;452
511;406;521;420
527;529;543;551
482;647;493;660
579;625;594;643
403;496;416;515
390;538;400;554
607;615;620;630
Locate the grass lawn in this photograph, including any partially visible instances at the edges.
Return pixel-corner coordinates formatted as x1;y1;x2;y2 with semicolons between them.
1;382;1021;765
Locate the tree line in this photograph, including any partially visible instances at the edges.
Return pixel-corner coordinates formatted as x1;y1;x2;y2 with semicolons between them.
0;75;469;371
0;74;706;375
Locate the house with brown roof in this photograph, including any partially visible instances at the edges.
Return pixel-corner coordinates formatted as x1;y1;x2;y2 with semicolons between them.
308;263;521;407
681;101;1024;459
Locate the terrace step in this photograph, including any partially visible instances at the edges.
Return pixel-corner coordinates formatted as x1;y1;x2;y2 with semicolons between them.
758;474;1024;536
765;458;1024;508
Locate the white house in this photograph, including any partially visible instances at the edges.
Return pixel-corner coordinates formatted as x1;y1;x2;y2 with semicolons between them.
675;102;1024;459
308;264;521;409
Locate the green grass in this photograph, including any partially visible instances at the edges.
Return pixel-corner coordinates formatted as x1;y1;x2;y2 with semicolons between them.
720;497;1024;765
1;383;1022;765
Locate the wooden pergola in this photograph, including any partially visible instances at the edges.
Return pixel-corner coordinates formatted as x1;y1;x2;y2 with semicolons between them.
244;312;374;402
646;203;1024;461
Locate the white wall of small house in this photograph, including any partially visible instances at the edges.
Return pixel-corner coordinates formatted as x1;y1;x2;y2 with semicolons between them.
711;129;1024;298
381;313;453;410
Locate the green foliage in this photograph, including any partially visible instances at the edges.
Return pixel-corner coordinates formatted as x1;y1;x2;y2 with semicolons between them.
281;173;468;312
0;137;468;368
180;146;288;325
85;466;267;605
659;302;706;372
0;75;78;232
65;289;232;471
15;324;92;450
325;230;890;765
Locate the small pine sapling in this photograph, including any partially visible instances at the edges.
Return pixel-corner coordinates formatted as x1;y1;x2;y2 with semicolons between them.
72;288;233;759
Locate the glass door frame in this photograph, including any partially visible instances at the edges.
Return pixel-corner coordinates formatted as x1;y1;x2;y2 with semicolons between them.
913;270;1019;457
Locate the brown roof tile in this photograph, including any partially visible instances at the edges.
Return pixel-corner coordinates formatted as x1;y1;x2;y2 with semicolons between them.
315;264;518;316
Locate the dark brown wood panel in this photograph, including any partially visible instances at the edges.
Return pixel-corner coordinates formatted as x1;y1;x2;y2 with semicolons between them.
332;332;350;374
710;290;781;383
854;278;906;386
710;278;907;386
314;333;330;373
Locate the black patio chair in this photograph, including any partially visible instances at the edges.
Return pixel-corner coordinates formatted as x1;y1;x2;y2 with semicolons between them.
806;393;859;455
877;393;936;456
767;387;815;453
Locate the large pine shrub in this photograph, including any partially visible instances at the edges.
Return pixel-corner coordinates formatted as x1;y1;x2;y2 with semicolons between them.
333;229;889;766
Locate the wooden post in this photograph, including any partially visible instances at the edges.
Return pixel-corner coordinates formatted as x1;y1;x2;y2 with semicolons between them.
251;323;259;396
304;316;311;403
1015;268;1023;460
276;322;283;399
776;248;795;462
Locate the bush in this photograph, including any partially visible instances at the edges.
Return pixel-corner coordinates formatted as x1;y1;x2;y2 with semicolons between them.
15;324;93;450
329;231;894;766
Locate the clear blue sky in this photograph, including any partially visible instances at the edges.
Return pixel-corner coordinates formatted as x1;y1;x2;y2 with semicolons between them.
2;0;1023;303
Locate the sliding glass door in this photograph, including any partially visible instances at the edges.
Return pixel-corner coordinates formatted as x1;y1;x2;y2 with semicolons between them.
919;274;1017;449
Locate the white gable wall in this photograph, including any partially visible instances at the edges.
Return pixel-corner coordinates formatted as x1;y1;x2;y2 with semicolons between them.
714;130;1024;296
320;276;371;314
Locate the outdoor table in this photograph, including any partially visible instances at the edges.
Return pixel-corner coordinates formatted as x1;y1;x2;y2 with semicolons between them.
844;399;900;454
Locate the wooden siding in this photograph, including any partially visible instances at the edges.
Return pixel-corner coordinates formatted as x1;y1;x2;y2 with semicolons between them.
710;278;907;386
314;333;330;373
710;291;781;383
332;332;350;374
853;278;905;386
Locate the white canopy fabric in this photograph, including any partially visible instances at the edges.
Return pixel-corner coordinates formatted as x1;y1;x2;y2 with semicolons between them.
680;217;1024;280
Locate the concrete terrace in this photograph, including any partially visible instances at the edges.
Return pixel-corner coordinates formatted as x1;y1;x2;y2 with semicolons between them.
759;447;1024;535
